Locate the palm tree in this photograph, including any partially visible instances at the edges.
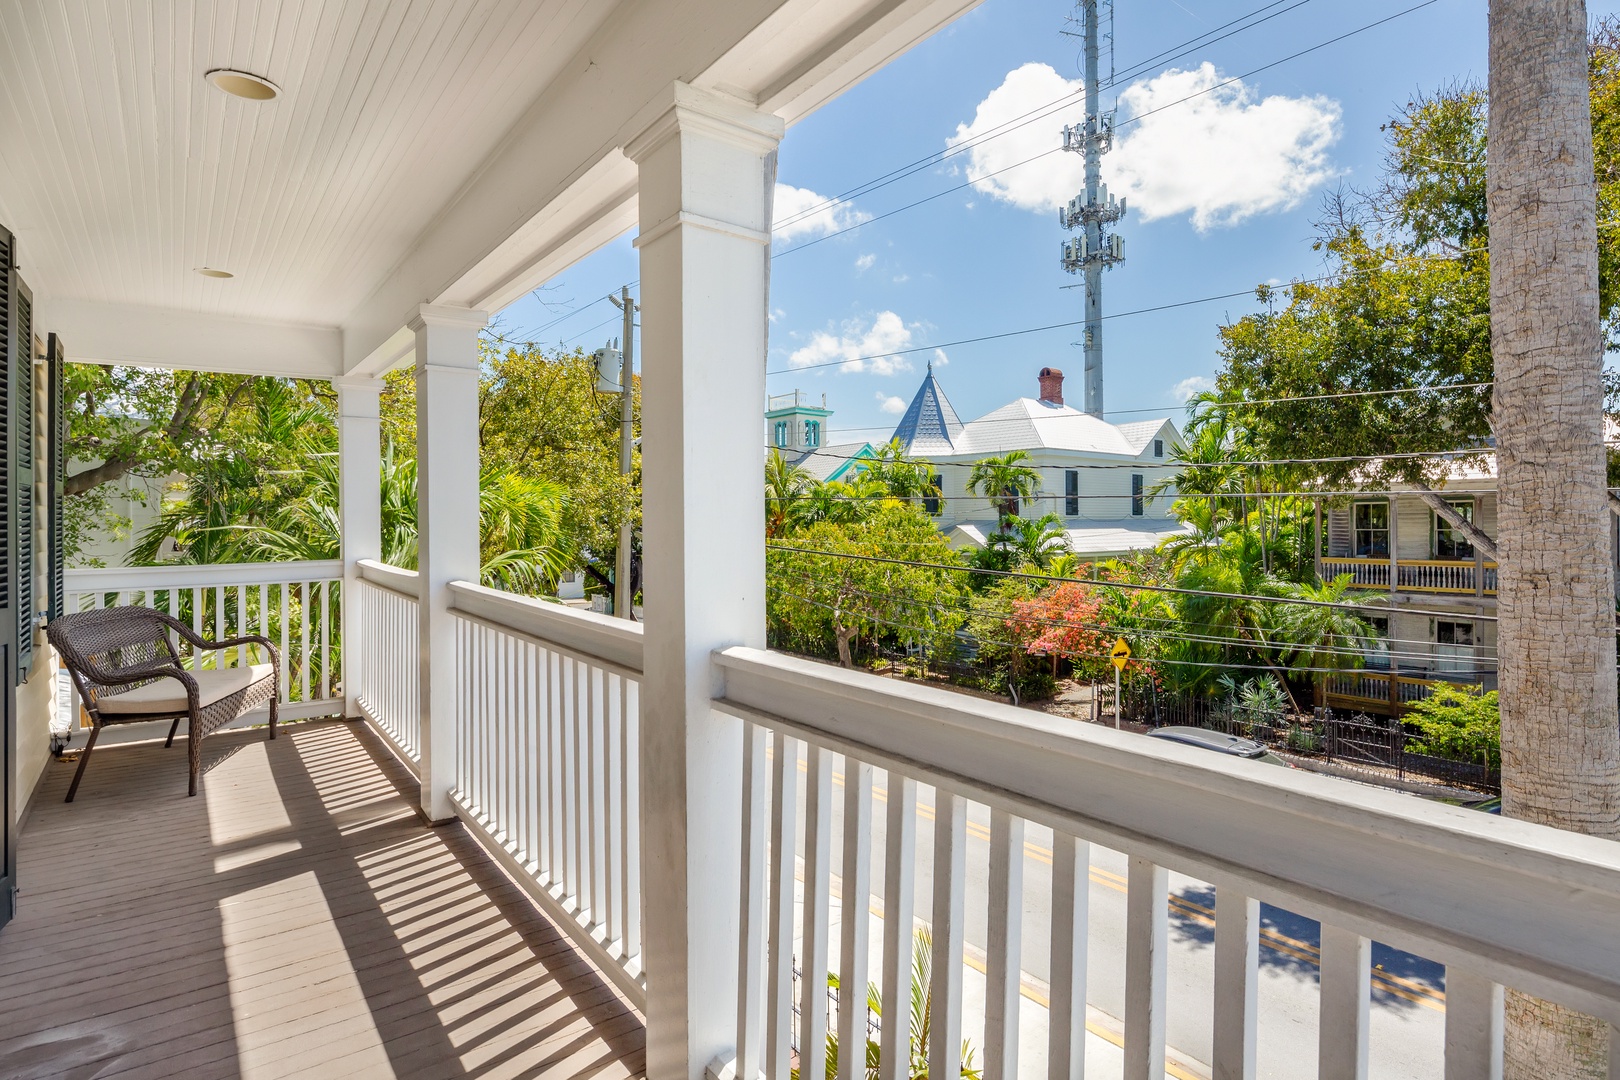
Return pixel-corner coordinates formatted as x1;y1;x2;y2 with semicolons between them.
863;438;940;505
967;450;1040;533
1170;531;1300;707
990;512;1071;571
1156;497;1232;575
803;927;981;1080
1491;1;1620;1072
1271;575;1380;707
765;449;811;537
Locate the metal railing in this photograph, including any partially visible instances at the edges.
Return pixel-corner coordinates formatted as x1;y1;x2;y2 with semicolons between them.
61;561;345;729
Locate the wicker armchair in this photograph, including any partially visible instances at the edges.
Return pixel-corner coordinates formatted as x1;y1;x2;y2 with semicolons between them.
47;606;281;801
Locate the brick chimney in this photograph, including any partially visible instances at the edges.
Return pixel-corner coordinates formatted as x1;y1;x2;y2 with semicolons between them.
1038;367;1064;406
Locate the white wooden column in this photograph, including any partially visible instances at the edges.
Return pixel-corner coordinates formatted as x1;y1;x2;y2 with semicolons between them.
411;304;487;823
334;376;383;720
622;82;782;1080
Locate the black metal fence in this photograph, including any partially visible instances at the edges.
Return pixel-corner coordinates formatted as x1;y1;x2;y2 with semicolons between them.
1104;686;1500;794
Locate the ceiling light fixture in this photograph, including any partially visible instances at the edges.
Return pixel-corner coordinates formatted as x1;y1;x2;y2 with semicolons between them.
205;69;279;101
194;267;234;279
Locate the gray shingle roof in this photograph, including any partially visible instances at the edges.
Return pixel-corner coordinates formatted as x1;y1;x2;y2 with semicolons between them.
889;368;964;455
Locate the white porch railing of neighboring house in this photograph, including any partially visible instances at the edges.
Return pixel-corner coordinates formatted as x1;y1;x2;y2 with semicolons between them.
1321;556;1499;595
59;561;345;730
711;646;1620;1080
352;560;422;763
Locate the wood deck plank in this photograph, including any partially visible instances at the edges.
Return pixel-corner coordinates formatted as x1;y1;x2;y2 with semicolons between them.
0;719;646;1080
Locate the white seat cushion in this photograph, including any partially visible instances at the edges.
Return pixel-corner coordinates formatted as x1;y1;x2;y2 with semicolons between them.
96;663;276;716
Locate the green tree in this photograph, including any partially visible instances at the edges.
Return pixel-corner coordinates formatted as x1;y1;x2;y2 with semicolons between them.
989;512;1071;571
1270;575;1381;707
767;503;965;668
1405;684;1500;770
966;450;1040;532
863;439;940;505
765;449;812;537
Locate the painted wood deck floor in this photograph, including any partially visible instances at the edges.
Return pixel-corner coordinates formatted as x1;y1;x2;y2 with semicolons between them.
0;718;647;1080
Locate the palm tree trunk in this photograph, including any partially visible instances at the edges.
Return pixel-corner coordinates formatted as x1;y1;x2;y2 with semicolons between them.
1491;2;1620;1074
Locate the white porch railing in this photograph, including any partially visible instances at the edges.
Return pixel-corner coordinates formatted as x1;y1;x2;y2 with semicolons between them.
61;561;345;728
713;645;1620;1080
353;560;422;764
446;581;645;1006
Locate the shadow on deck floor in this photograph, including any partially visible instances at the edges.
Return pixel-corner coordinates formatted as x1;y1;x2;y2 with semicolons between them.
0;718;647;1080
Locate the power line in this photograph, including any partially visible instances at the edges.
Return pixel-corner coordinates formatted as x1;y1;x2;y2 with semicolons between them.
781;445;1498;472
765;486;1498;503
766;542;1500;621
769;0;1320;234
771;0;1442;257
816;383;1494;436
770;565;1483;667
767;249;1468;377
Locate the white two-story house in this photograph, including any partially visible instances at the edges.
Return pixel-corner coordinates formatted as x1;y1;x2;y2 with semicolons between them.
888;365;1187;558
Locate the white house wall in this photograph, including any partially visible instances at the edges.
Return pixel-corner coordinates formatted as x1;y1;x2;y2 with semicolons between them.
931;451;1179;527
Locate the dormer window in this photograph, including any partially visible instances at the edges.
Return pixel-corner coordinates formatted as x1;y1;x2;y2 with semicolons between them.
1153;439;1164;458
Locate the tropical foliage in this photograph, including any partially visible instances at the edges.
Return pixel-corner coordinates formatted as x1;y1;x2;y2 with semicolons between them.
1405;684;1501;769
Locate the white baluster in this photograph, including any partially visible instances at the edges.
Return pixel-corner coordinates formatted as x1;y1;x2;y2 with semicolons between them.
986;808;1024;1080
736;721;768;1080
1444;968;1502;1080
589;664;609;928
801;744;835;1080
1213;888;1260;1080
1318;925;1370;1080
604;672;623;943
929;790;967;1080
881;774;918;1080
1049;832;1089;1080
838;758;874;1080
623;677;641;963
767;732;800;1080
1124;855;1168;1080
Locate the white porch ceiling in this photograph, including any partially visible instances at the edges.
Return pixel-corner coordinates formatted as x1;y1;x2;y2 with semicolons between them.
0;0;982;376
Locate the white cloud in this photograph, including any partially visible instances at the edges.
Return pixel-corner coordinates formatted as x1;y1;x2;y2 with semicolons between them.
1171;375;1215;403
933;349;949;367
876;392;908;414
855;253;877;272
948;61;1340;231
772;183;871;242
788;311;918;375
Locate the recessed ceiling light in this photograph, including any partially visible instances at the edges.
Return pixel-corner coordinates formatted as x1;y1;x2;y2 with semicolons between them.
205;69;279;101
195;267;234;279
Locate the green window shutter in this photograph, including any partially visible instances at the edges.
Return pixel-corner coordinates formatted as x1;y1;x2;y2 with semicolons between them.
12;270;32;683
0;225;12;643
46;334;64;622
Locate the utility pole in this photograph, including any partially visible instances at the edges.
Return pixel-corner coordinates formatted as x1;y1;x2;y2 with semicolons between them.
607;288;638;620
1059;0;1125;419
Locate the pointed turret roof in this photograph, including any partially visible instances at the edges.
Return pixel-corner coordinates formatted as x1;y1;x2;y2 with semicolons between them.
890;362;964;455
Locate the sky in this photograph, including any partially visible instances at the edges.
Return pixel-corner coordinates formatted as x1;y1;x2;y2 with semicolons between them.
497;0;1620;447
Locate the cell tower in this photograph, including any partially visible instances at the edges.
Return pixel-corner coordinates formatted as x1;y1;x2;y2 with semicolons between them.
1059;0;1125;418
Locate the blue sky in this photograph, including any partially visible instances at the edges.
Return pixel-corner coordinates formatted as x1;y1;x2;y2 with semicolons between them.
499;0;1618;445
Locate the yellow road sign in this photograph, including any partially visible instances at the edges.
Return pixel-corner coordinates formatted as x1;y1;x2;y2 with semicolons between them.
1111;637;1131;671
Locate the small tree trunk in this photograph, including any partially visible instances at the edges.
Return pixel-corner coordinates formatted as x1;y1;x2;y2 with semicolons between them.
835;624;855;669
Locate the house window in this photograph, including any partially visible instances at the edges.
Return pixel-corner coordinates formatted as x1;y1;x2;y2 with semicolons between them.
773;421;787;448
1435;620;1476;674
1064;470;1079;516
923;474;943;516
1153;439;1164;458
1353;501;1389;558
804;420;820;448
1131;474;1144;516
1364;616;1391;668
1433;500;1476;560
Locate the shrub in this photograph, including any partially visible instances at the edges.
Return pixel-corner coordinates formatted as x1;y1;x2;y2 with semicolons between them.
1404;684;1500;769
